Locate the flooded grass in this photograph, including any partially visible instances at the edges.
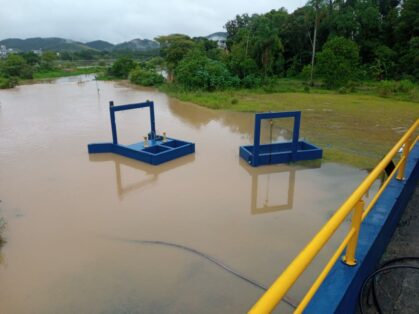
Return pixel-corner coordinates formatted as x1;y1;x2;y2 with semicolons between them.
32;66;103;80
160;85;419;168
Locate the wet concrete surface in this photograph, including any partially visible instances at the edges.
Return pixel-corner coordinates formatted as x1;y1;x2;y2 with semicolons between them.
360;185;419;314
0;75;383;313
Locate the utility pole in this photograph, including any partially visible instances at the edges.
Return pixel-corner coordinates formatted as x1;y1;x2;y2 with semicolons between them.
310;1;320;86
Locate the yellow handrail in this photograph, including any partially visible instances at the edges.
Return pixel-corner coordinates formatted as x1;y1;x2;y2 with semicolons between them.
249;119;419;314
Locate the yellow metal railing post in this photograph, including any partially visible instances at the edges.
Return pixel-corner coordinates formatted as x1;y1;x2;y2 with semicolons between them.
397;137;412;181
249;120;418;314
342;200;364;266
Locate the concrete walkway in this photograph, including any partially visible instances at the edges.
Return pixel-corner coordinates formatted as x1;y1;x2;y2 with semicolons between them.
360;184;419;313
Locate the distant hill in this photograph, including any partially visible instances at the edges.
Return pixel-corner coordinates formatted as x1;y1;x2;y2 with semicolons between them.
85;40;114;51
114;39;159;51
0;37;93;52
0;34;225;52
0;37;160;52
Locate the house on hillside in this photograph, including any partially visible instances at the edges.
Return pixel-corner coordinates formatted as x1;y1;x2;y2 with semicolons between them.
0;45;7;58
206;32;227;49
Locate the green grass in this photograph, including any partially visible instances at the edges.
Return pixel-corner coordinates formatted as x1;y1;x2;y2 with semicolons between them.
160;83;419;169
33;66;104;80
94;73;117;81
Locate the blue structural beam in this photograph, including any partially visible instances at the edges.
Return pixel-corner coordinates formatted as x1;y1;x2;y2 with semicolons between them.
240;111;322;167
109;100;156;144
88;100;195;165
305;143;419;314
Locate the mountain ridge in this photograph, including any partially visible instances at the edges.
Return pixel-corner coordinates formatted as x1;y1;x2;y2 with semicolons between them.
0;33;226;52
0;37;160;52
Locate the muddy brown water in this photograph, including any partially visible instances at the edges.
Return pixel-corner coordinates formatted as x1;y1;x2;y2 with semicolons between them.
0;75;380;314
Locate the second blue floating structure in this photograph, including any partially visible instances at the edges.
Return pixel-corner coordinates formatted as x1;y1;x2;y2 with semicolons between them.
88;100;195;165
240;111;322;167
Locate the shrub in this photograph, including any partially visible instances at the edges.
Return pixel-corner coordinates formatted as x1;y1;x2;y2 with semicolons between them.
0;54;33;79
338;87;348;94
0;76;18;89
398;79;415;93
346;81;358;93
300;65;313;83
175;50;238;90
316;36;360;88
241;74;262;88
107;57;136;78
377;80;398;97
129;66;164;86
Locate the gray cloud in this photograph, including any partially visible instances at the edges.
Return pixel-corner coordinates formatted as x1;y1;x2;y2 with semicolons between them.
0;0;305;43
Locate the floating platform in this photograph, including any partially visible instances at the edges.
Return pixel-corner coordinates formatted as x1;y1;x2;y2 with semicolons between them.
88;100;195;165
240;111;322;167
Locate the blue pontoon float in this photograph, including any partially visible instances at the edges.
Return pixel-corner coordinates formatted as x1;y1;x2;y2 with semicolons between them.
240;111;322;167
88;100;195;165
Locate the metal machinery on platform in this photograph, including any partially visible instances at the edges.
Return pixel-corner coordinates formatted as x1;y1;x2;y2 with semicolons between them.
240;111;323;167
87;100;195;165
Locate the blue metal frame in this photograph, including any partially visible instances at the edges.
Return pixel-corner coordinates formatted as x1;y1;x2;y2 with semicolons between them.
240;111;322;167
88;100;195;165
109;100;156;144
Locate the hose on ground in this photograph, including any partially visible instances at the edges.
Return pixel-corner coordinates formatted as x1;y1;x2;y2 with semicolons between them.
359;257;419;314
114;238;298;309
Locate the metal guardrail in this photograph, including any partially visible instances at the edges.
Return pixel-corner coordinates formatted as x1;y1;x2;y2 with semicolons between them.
249;119;419;314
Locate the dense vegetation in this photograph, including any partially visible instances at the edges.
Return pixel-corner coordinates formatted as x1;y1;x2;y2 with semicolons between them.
134;0;419;90
0;51;100;87
220;0;419;85
1;0;418;96
117;0;418;99
0;45;161;88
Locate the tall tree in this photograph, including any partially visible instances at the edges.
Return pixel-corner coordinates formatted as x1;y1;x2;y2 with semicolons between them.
155;34;196;80
316;36;360;87
307;0;329;85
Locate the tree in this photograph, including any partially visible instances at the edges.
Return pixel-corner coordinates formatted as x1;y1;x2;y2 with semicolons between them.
175;50;238;90
0;54;33;79
398;37;419;79
20;52;41;66
307;0;329;85
316;36;360;87
129;66;164;86
251;15;284;76
371;45;396;79
155;34;196;80
224;13;284;77
227;42;258;79
225;14;252;50
108;57;136;78
39;51;57;71
281;7;313;76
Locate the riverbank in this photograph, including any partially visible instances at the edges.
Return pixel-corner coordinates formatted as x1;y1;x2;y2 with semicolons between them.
32;66;104;80
1;67;104;88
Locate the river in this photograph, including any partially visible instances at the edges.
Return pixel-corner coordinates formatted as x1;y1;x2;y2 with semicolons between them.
0;75;380;313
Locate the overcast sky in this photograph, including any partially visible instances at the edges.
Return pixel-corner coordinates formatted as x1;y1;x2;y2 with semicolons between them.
0;0;306;43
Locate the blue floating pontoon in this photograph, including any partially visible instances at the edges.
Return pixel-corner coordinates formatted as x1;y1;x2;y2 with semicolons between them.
240;111;322;167
88;100;195;165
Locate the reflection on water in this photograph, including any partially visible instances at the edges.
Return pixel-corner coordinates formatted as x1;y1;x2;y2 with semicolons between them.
0;76;381;314
240;160;321;215
89;154;195;200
